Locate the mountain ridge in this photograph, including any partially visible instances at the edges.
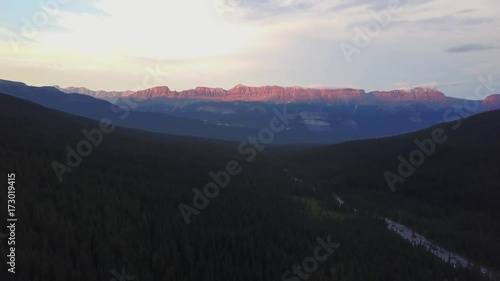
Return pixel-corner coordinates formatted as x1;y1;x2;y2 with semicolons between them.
2;78;500;145
55;83;487;105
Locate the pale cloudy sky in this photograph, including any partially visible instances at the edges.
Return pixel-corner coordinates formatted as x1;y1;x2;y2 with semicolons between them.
0;0;499;98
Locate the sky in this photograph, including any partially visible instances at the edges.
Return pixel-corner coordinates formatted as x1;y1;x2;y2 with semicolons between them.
0;0;499;98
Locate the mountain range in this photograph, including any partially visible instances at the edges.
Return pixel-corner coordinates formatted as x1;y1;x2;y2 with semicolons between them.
3;79;500;144
56;84;491;106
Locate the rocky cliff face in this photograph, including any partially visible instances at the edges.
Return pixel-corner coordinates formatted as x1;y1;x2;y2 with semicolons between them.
370;88;447;103
225;85;367;102
132;86;171;99
126;85;368;102
58;84;452;104
482;94;500;109
55;86;134;100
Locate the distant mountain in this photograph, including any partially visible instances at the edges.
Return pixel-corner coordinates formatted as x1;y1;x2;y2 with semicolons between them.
126;85;370;103
370;88;447;104
57;83;500;109
5;79;500;144
58;84;458;105
0;79;261;142
483;94;500;110
58;82;500;136
54;85;133;102
113;86;498;142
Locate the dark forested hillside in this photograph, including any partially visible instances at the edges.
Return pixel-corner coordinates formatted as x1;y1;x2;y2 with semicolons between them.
0;93;492;280
291;109;500;271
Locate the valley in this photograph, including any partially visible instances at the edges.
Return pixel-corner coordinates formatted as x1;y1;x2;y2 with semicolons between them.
1;92;499;280
2;1;498;279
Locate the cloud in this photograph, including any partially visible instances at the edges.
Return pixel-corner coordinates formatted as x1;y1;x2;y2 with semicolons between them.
444;43;498;53
307;83;360;90
329;0;438;14
457;9;475;14
412;81;471;89
215;0;428;22
213;0;336;22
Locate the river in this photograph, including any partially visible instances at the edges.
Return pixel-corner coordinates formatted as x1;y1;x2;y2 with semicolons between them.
333;194;498;280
